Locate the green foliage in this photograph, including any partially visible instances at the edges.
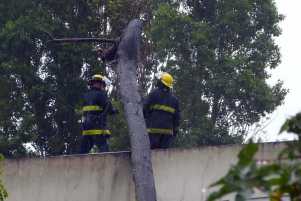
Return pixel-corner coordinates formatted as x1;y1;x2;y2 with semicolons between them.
108;100;130;151
150;0;287;146
278;113;301;160
0;0;100;156
208;112;301;201
0;155;8;201
0;0;287;157
280;113;301;134
0;0;151;157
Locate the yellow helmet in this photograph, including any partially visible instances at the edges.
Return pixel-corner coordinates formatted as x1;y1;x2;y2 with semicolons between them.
91;74;105;82
89;74;105;86
160;72;173;88
90;74;111;86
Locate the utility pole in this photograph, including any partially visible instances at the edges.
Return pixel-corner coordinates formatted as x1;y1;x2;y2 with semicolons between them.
117;19;157;201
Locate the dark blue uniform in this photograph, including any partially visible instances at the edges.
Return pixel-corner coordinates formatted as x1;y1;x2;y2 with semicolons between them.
80;87;116;153
143;85;180;149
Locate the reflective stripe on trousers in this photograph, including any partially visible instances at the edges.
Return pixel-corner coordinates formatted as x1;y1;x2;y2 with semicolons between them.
147;128;173;135
82;129;111;135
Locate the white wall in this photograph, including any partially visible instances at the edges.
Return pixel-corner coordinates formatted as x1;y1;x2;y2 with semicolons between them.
3;143;285;201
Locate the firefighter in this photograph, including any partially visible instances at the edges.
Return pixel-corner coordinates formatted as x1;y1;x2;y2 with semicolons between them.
143;72;180;149
80;74;118;153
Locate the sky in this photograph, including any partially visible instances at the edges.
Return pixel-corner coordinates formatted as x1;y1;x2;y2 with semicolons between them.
260;0;301;141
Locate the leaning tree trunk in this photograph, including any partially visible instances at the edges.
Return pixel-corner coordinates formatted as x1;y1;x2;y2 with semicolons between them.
117;19;157;201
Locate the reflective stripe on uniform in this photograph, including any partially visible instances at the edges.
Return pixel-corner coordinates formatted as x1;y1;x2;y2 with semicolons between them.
150;104;175;113
147;128;173;135
82;129;111;135
82;105;103;112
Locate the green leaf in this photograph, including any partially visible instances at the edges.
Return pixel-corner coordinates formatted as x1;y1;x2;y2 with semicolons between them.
238;143;259;167
280;112;301;135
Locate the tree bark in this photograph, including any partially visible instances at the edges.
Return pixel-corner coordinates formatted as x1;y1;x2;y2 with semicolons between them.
116;19;157;201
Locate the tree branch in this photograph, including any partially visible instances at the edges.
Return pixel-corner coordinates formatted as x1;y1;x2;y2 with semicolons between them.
47;37;117;44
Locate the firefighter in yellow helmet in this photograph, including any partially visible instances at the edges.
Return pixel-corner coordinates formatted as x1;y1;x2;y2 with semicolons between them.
80;74;118;153
143;72;180;149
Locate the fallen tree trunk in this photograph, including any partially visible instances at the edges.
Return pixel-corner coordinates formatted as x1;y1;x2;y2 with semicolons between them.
117;19;157;201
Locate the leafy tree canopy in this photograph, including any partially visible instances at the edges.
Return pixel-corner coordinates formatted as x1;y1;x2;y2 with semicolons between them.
150;0;287;146
0;0;287;157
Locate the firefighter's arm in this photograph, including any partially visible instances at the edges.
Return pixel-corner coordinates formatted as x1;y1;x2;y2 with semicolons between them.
102;96;118;115
142;98;149;118
143;92;154;118
95;92;115;115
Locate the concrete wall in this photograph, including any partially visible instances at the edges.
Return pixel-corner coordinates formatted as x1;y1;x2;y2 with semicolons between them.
3;143;284;201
